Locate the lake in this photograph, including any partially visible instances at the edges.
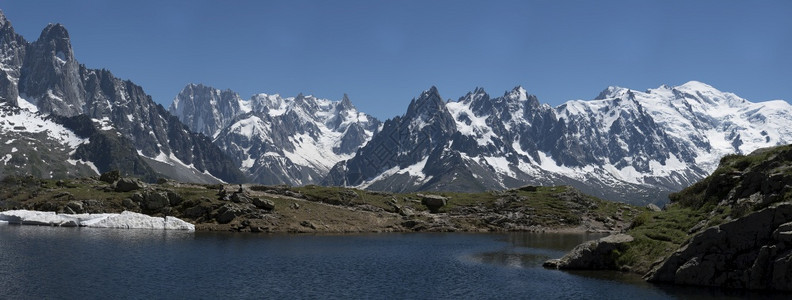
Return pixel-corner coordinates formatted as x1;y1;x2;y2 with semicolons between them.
0;225;784;299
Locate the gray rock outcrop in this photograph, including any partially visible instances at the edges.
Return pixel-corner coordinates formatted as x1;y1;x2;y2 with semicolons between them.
646;202;792;291
252;197;275;211
421;194;448;213
543;234;634;270
115;178;145;192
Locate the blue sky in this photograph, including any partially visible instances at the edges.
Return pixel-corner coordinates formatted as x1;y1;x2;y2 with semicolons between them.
3;1;791;119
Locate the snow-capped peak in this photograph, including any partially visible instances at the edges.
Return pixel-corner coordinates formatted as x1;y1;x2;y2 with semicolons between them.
506;86;529;101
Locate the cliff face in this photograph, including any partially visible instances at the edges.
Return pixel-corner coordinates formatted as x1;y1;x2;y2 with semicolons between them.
646;203;792;290
546;144;792;291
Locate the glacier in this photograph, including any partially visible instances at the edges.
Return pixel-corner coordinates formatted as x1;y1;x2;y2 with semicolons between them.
0;210;195;231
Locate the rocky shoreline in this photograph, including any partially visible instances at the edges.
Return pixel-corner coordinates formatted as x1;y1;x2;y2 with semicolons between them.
0;172;641;234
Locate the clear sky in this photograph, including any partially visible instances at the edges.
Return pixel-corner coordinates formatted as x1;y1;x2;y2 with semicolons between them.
3;1;791;120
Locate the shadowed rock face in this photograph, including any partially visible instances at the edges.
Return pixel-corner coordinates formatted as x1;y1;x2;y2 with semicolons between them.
646;203;792;291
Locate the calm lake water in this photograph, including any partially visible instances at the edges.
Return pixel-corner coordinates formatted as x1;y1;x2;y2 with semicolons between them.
0;225;786;299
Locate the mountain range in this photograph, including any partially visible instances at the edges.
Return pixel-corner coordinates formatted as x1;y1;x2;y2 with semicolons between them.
169;80;792;205
2;10;791;205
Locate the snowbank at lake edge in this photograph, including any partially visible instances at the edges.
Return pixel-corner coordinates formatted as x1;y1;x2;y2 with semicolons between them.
0;210;194;231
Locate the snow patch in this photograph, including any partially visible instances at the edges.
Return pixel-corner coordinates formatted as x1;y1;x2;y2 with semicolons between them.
446;101;497;146
0;210;194;231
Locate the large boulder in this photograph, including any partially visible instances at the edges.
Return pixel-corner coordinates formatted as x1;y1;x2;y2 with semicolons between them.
99;170;121;184
421;194;448;213
142;191;169;211
115;178;145;192
216;203;249;224
231;192;252;204
543;234;634;270
646;203;792;290
131;190;170;211
252;197;275;211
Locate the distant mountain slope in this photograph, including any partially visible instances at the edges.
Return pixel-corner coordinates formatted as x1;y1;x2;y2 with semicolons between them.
170;84;381;185
0;10;245;183
325;83;792;205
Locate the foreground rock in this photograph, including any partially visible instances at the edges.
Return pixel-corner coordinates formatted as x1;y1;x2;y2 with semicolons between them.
420;194;447;213
0;210;194;231
115;178;145;192
646;202;792;290
543;234;634;270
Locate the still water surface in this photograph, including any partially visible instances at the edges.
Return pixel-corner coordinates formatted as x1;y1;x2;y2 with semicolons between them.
0;225;785;299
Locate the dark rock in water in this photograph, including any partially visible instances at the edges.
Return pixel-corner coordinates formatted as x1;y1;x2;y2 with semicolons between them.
543;234;633;270
646;203;792;291
252;197;275;211
115;178;145;192
421;194;448;213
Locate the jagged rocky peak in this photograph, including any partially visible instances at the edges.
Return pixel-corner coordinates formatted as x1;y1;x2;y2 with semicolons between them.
37;23;74;62
0;10;17;35
505;85;529;101
406;86;447;117
459;87;488;104
595;86;625;100
169;83;248;137
457;87;493;116
0;9;10;29
337;93;354;110
18;20;86;117
0;10;26;107
250;92;282;112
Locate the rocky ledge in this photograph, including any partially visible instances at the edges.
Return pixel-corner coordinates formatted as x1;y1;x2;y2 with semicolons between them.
543;233;633;270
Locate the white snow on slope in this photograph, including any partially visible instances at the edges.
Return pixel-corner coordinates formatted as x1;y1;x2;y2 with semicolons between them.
0;101;86;149
554;81;792;181
446;101;496;146
0;210;195;231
